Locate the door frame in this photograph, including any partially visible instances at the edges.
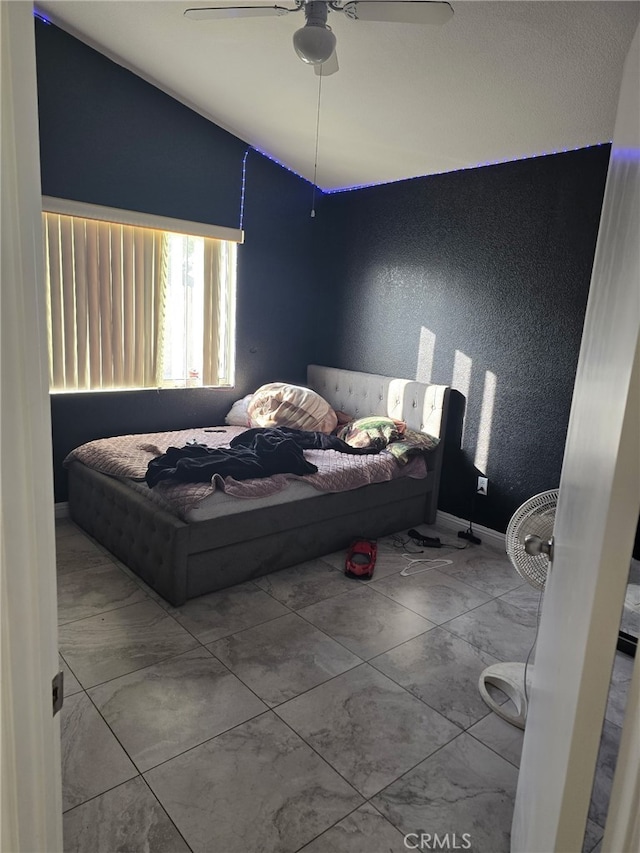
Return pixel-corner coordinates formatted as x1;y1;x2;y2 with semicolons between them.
511;24;640;853
1;3;63;850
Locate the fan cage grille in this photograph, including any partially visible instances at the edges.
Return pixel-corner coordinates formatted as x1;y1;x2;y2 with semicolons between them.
505;490;558;590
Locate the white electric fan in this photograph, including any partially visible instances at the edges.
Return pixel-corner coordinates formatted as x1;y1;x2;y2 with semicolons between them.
478;489;558;729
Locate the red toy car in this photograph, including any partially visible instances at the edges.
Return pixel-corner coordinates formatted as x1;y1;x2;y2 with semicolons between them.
345;539;378;579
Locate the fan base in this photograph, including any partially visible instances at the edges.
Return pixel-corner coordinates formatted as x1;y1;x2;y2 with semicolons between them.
478;662;533;730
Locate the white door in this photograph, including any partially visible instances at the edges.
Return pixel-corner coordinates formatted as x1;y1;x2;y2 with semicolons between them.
1;2;63;851
511;25;640;853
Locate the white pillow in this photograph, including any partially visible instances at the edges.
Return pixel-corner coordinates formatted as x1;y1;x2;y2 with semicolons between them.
247;383;338;434
224;394;253;426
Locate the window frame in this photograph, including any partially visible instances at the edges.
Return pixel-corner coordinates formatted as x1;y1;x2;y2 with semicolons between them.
42;196;243;394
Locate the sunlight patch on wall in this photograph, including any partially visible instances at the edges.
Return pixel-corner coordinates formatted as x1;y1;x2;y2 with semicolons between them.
474;370;497;475
416;327;436;383
451;349;472;446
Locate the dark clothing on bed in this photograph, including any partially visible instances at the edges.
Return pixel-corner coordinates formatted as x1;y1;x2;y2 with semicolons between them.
145;427;377;488
229;427;377;455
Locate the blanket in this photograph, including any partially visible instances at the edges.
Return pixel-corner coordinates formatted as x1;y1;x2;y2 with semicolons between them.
64;425;427;520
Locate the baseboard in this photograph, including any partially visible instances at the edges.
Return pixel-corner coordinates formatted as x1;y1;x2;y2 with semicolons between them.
55;502;69;519
435;510;506;551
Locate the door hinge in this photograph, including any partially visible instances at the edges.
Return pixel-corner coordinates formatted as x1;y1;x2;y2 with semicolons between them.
52;670;64;716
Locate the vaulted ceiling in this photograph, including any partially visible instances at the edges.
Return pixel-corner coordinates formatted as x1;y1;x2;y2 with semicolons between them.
37;1;639;189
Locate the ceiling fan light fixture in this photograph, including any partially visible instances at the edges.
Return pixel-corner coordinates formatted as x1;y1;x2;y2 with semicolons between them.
293;23;336;65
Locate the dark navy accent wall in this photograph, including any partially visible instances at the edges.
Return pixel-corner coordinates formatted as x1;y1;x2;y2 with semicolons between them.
36;21;329;501
38;21;610;527
36;21;246;229
318;147;610;532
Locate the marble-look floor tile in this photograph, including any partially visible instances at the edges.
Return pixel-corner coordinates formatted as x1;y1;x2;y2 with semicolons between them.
55;518;80;539
209;612;360;706
165;580;289;643
60;692;137;811
371;568;492;625
277;664;459;798
444;598;539;662
89;647;267;771
588;719;622;828
254;557;356;609
373;733;518;853
605;651;634;728
111;558;169;606
437;550;524;597
499;583;544;617
582;819;604;853
58;600;199;688
371;627;502;729
55;531;114;575
621;559;640;637
298;586;434;659
467;712;524;767
145;711;363;853
620;600;640;636
59;655;82;697
63;776;190;853
57;562;147;624
298;802;407;853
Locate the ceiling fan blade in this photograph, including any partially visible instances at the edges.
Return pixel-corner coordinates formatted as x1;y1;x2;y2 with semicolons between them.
315;50;339;76
184;5;295;21
341;1;453;25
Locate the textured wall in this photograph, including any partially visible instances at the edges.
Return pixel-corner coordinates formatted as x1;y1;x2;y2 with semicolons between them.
38;22;611;528
36;21;329;500
317;147;610;531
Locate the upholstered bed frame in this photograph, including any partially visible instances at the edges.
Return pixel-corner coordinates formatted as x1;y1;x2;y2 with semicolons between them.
67;365;450;606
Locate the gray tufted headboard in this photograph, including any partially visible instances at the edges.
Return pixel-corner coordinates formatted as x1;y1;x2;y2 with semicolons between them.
307;364;449;439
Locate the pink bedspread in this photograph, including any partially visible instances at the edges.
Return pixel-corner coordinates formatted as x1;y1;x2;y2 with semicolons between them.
64;426;427;520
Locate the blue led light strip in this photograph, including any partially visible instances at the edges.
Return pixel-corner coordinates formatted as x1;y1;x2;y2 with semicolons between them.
249;144;316;186
248;141;611;195
611;147;640;161
239;148;250;231
322;142;612;194
33;10;52;24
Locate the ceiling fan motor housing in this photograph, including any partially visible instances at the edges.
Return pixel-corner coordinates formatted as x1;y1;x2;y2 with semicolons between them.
293;1;336;64
305;1;330;26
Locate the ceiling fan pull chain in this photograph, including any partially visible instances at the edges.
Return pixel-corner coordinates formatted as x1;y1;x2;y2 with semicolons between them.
311;66;323;217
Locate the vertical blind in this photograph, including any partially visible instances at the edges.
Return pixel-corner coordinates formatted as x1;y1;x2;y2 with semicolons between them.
44;213;167;390
42;209;237;391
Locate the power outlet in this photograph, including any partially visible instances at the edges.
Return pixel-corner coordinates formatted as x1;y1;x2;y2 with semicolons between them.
477;476;488;496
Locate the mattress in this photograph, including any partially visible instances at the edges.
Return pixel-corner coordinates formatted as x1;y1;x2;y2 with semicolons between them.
128;476;323;522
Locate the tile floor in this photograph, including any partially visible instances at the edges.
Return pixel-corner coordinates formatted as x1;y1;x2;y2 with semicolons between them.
55;518;631;853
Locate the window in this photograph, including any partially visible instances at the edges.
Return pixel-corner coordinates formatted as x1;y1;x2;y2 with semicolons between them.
42;198;241;391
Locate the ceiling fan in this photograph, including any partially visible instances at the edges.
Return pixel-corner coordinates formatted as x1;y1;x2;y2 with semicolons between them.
184;1;454;75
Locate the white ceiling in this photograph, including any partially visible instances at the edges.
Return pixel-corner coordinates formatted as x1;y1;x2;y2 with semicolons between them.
37;1;639;190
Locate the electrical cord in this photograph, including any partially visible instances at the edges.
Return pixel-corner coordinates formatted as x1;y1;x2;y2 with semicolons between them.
391;533;423;553
458;482;482;544
390;530;464;576
391;531;470;552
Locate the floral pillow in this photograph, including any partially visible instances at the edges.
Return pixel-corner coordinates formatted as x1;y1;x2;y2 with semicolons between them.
337;416;402;450
386;428;440;465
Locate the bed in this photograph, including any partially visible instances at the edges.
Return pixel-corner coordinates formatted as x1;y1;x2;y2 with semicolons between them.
66;365;450;606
